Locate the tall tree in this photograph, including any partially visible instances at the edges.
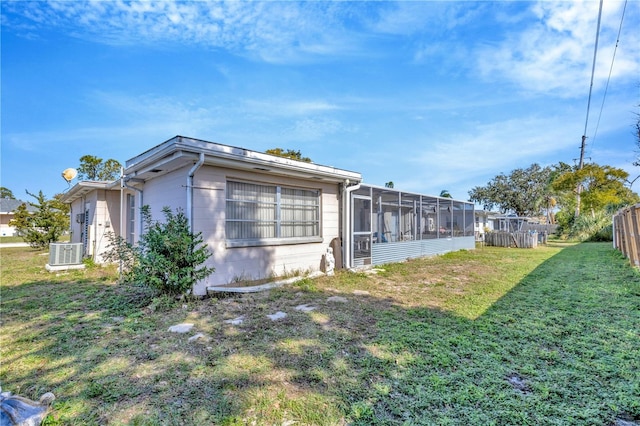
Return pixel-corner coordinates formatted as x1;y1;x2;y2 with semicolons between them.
385;181;394;188
77;155;122;181
9;190;70;248
468;163;552;216
265;148;311;163
0;187;15;199
551;163;639;216
439;190;452;198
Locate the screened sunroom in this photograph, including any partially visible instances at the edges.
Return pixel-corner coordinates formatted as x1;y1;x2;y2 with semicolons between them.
343;184;475;268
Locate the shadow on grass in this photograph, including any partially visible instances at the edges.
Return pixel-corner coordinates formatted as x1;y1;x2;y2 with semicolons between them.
1;243;639;425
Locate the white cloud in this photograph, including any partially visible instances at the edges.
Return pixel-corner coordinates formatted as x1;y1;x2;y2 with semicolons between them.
240;98;343;117
476;0;640;98
2;1;366;64
391;113;582;196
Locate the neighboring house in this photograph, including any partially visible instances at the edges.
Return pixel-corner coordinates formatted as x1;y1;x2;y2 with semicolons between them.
61;135;475;295
61;181;124;263
0;198;38;236
474;210;500;239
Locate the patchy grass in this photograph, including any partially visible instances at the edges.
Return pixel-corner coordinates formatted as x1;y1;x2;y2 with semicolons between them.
1;243;638;425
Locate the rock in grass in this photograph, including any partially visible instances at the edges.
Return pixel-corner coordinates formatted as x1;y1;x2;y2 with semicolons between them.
267;311;287;321
168;323;194;333
294;304;316;312
224;316;245;325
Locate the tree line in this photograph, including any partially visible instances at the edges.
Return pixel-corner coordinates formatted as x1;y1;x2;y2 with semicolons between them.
468;162;639;241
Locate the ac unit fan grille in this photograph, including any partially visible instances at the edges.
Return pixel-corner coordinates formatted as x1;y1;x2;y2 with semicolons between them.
49;243;83;266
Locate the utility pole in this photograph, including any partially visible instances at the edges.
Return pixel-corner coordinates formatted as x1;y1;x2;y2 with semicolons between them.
575;135;586;217
576;0;603;218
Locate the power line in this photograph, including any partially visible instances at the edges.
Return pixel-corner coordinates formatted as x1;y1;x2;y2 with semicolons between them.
576;0;604;218
579;0;604;170
589;0;628;159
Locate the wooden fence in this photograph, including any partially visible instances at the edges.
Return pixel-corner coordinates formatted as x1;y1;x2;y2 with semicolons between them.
485;231;539;248
613;204;640;268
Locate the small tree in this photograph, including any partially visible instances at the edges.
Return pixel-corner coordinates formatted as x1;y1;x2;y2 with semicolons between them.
107;206;215;296
9;190;69;248
385;181;394;188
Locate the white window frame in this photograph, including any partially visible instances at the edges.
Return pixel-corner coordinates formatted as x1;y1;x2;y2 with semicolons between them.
225;180;322;248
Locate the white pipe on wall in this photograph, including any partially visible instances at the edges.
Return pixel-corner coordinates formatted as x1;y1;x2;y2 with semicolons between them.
187;153;205;232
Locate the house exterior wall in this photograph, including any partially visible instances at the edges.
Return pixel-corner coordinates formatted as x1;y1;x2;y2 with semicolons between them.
139;166;189;220
1;213;16;236
474;212;497;238
68;189;124;262
164;164;341;294
68;198;84;245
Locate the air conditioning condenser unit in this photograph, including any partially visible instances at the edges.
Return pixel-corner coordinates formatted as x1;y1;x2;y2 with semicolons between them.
48;243;84;266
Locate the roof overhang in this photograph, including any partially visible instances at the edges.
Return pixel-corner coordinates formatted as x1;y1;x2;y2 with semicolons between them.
59;181;120;204
124;135;362;185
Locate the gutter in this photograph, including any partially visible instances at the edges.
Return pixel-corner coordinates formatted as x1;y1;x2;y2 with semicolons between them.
187;152;205;232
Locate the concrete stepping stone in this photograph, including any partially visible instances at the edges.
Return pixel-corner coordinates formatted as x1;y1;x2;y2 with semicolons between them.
224;316;245;325
267;311;288;321
294;304;316;312
168;323;194;333
327;296;348;303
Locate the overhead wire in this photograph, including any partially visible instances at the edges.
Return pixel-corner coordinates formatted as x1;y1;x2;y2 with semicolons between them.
579;0;604;169
588;0;628;159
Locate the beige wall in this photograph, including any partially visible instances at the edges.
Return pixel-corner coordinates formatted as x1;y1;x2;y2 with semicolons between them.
1;214;16;236
186;165;341;294
68;189;125;262
141;166;189;220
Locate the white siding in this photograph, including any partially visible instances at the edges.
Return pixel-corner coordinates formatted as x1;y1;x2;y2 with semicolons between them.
67;189;123;262
190;165;341;294
141;166;189;220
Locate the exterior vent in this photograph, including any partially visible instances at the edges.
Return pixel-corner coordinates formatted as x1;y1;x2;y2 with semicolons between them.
49;243;83;266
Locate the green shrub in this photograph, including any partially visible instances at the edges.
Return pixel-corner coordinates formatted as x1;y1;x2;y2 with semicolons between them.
568;210;612;242
105;206;214;296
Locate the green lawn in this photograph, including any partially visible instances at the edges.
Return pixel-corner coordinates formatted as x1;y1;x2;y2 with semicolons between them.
1;243;638;425
0;235;70;244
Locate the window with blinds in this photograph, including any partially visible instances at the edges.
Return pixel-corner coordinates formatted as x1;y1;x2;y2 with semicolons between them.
226;181;320;242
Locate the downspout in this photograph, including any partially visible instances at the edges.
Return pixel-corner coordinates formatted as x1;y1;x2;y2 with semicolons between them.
119;167;124;243
119;168;125;279
187;153;205;232
342;181;361;270
122;178;143;240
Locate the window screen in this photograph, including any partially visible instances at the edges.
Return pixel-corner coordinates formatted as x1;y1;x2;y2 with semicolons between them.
226;181;320;240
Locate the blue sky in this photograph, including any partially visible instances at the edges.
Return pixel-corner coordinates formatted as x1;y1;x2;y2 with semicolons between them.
2;1;639;202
